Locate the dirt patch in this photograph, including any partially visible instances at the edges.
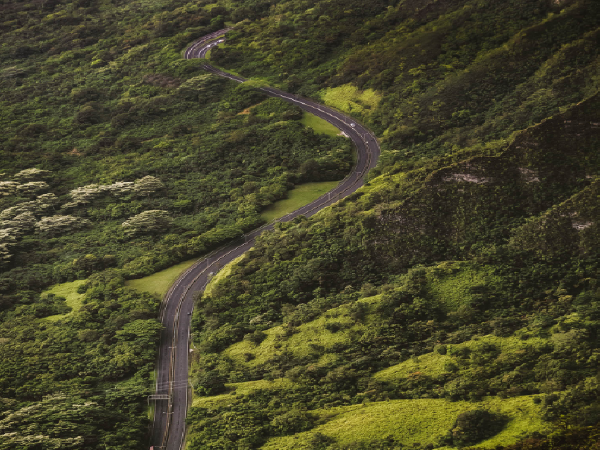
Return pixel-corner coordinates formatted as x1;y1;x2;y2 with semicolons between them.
572;221;593;230
518;167;540;183
443;173;490;184
237;102;264;115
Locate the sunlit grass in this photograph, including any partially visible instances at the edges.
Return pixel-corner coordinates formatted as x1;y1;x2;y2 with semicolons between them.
376;333;550;382
301;111;342;137
260;395;548;449
260;181;339;222
125;258;198;298
427;261;501;311
319;83;382;115
42;279;87;322
225;302;367;366
204;255;244;297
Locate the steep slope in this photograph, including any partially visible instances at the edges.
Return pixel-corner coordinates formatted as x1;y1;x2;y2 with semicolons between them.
187;92;599;448
216;0;600;162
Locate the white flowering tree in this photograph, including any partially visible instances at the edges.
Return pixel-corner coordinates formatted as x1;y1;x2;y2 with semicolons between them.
66;176;165;207
0;193;59;220
35;215;92;237
0;181;19;197
0;212;36;234
0;228;18;268
16;181;50;196
133;176;165;197
13;168;52;182
121;210;172;236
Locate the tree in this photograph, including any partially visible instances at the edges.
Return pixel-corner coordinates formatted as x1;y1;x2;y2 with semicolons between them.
121;210;172;236
35;215;92;236
449;409;507;447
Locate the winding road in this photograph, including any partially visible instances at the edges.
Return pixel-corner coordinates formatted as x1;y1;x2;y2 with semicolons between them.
150;28;381;450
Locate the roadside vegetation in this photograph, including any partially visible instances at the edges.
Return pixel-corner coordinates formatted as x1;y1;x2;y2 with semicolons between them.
186;1;600;448
260;181;340;222
0;0;599;448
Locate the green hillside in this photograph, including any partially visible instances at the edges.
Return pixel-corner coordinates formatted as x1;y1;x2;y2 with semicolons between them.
187;1;600;449
0;0;598;448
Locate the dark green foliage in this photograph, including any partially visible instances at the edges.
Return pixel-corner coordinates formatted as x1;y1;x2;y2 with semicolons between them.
195;370;227;396
1;0;599;447
187;83;600;448
449;409;507;447
270;409;316;435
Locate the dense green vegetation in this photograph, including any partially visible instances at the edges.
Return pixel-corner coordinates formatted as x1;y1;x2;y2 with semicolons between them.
0;0;351;447
185;0;600;448
1;0;599;448
188;94;600;448
260;180;340;221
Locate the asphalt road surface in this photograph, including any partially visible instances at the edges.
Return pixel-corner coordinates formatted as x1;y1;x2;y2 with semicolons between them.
150;28;381;450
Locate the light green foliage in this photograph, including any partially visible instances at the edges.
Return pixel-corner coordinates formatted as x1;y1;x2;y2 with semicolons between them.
261;396;547;449
319;84;382;115
192;391;234;409
301;111;342;137
427;261;500;311
192;379;292;408
126;258;198;297
228;378;292;396
204;255;244;297
375;334;550;383
41;279;87;322
121;210;173;236
225;306;364;366
261;181;340;222
375;351;451;382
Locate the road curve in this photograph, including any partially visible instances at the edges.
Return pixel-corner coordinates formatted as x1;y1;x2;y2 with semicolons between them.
150;28;381;450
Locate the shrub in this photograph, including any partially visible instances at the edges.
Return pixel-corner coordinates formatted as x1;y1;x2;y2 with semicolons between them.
195;370;227;396
270;409;316;435
450;409;507;447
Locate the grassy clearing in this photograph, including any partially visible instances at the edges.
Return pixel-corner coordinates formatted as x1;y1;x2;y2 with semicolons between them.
191;380;292;408
375;351;452;382
260;181;339;222
301;111;342;137
260;395;547;449
226;302;367;367
229;378;292;395
427;261;501;311
192;392;235;409
376;333;550;383
204;255;244;297
319;83;382;115
42;279;87;322
125;258;198;298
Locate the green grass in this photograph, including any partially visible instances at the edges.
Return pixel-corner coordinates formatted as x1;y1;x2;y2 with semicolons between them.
42;280;87;322
427;261;501;311
375;333;550;383
228;378;291;395
125;258;198;298
260;181;340;222
301;111;342;137
191;380;292;408
225;303;367;367
260;395;548;449
204;255;244;297
319;83;382;115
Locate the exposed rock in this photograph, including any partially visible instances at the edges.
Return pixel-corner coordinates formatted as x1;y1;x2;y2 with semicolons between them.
443;173;491;184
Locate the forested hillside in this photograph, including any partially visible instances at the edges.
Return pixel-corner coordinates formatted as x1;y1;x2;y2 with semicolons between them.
187;0;600;449
0;0;599;448
0;0;350;447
